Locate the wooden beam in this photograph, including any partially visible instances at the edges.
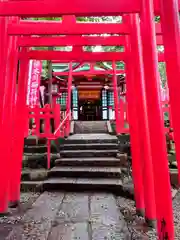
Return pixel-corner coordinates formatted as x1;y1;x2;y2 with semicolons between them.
53;70;125;76
18;49;164;62
0;0;179;16
8;22;130;35
158;52;165;62
9;21;163;36
18;50;127;61
17;36;126;47
156;35;163;45
17;35;164;47
0;0;140;17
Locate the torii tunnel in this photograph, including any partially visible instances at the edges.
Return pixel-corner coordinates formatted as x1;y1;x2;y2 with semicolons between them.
0;0;180;239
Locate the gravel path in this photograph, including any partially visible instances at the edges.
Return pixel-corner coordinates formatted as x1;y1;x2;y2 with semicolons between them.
117;197;157;239
0;192;40;240
117;190;180;240
173;191;180;239
2;191;180;239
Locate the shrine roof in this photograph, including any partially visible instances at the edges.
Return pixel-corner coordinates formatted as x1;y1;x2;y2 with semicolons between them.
52;62;124;75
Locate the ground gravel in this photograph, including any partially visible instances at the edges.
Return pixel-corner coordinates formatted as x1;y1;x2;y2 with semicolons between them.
117;197;157;239
0;192;40;225
173;190;180;239
117;190;180;240
2;191;180;239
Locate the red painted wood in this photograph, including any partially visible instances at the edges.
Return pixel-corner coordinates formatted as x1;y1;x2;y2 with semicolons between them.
156;35;163;45
8;21;163;36
28;104;61;139
0;16;9;213
4;17;19;208
54;70;125;76
17;36;126;47
0;0;180;16
118;98;125;133
129;14;156;223
140;0;174;237
158;52;165;62
155;23;162;35
65;62;73;136
18;51;127;61
9;49;29;205
17;35;164;48
125;30;145;215
160;0;180;187
8;22;130;35
0;0;140;16
112;61;120;134
18;50;164;62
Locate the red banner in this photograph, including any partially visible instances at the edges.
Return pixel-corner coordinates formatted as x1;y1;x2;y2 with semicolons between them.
27;60;42;106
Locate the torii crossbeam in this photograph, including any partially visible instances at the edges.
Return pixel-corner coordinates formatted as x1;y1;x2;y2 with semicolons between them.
0;0;179;16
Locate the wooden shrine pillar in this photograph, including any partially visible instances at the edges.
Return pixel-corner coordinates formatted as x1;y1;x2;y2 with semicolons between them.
140;0;174;238
160;0;180;186
125;35;145;217
9;48;29;207
129;14;156;226
112;62;121;135
65;62;73;136
0;16;10;214
5;17;19;208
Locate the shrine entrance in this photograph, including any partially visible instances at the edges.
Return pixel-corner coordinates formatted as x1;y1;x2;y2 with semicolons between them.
78;89;102;121
79;99;102;121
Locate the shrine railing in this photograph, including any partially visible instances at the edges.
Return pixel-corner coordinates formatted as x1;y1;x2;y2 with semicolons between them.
112;99;172;136
26;104;71;169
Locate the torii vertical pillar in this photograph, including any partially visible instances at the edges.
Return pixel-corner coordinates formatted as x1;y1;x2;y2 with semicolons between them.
0;16;10;215
9;49;29;207
112;62;121;135
140;0;174;238
124;42;145;215
4;17;19;207
65;62;73;136
160;0;180;185
129;14;156;226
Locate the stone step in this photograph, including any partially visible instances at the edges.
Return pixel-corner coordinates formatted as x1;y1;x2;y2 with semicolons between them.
55;157;123;167
21;180;44;192
21;178;133;199
74;121;108;134
60;149;118;158
59;143;118;151
24;137;47;146
44;177;124;193
49;166;121;178
24;145;58;154
64;133;118;144
23;153;59;168
21;168;48;181
24;145;47;154
63;138;118;145
170;169;178;188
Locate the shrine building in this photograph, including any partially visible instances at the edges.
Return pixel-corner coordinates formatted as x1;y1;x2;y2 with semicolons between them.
41;62;126;121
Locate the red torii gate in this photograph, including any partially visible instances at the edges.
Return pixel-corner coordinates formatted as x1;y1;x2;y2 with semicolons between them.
0;0;180;16
0;0;179;239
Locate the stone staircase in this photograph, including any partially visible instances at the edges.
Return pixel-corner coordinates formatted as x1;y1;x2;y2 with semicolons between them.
45;134;122;192
23;137;59;169
74;121;108;133
21;134;132;197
